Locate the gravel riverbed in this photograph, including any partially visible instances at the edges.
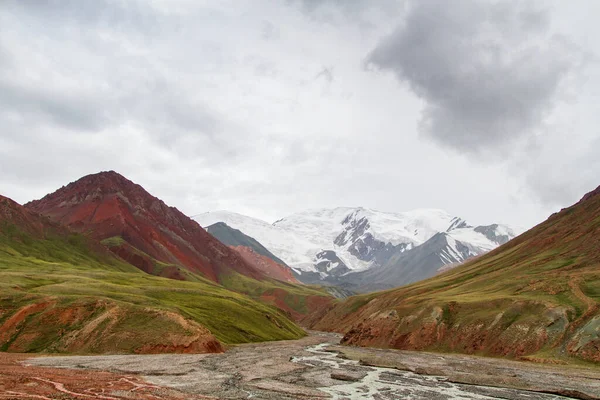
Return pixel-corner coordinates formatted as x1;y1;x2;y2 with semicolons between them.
23;332;600;399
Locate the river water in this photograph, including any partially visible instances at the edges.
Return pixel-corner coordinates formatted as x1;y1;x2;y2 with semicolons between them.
292;343;573;400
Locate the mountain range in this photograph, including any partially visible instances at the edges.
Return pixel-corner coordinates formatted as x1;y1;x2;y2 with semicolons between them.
195;207;518;291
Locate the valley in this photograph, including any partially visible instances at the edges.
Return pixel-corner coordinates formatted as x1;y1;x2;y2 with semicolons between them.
1;172;600;398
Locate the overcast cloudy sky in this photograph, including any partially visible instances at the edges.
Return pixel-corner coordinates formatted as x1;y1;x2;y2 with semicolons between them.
1;0;598;229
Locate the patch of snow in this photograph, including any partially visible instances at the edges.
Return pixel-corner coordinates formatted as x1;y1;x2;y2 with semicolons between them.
449;228;497;252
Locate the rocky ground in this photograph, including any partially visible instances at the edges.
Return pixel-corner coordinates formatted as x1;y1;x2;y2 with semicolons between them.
0;353;212;399
5;332;600;399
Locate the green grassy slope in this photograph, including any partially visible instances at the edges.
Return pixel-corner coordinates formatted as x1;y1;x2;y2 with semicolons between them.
220;272;335;321
0;218;305;353
101;235;335;320
310;186;600;363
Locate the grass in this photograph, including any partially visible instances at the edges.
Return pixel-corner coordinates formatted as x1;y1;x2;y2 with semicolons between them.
0;224;306;352
219;272;333;317
100;235;334;318
100;236;125;247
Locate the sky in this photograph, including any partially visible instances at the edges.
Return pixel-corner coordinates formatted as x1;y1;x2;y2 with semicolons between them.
1;0;599;229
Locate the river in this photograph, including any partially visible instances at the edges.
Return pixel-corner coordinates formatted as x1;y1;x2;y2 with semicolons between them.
25;333;595;399
292;342;573;400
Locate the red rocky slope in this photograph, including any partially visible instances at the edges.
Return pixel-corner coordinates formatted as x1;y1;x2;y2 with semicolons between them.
1;195;60;238
26;171;266;283
232;245;299;284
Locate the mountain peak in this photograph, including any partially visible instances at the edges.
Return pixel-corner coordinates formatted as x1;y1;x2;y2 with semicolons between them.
26;173;267;283
26;171;173;223
0;194;17;207
60;170;133;190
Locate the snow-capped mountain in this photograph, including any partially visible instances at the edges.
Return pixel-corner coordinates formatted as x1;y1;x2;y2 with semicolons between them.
194;207;519;291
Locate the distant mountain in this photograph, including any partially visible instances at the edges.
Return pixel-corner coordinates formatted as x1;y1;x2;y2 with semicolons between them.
206;222;298;283
343;222;517;292
309;185;600;365
195;211;318;270
207;222;288;266
195;207;517;291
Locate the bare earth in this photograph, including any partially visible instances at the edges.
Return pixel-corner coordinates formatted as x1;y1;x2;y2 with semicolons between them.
5;332;599;400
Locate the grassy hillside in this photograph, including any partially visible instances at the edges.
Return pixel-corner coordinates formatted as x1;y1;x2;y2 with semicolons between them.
0;216;306;353
310;187;600;363
101;235;334;320
220;272;335;321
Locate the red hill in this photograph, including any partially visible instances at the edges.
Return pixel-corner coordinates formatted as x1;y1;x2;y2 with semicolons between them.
26;171;265;283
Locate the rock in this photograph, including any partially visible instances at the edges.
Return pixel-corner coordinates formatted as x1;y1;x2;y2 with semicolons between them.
330;370;366;382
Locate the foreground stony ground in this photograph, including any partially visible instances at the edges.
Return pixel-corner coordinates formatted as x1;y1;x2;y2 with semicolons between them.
0;353;212;399
6;332;600;399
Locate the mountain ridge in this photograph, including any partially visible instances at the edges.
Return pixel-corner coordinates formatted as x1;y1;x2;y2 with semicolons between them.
195;206;517;291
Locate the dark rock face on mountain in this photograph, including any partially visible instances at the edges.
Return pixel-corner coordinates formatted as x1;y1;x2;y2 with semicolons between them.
207;222;288;266
315;250;350;276
294;250;351;286
474;224;512;245
345;232;474;292
206;222;299;283
333;211;410;267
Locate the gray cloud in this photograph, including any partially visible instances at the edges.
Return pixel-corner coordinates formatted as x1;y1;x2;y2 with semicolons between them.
521;131;600;208
7;0;160;36
261;21;280;41
0;0;238;160
0;78;112;132
0;0;597;232
315;67;334;83
367;0;579;155
290;0;403;29
294;0;400;13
